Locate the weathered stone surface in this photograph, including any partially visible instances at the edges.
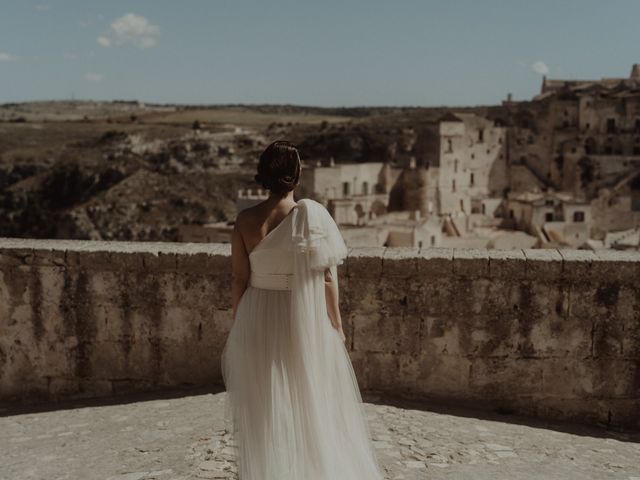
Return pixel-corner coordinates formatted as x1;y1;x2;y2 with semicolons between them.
2;391;639;480
382;247;419;277
345;246;385;278
1;238;640;429
522;248;563;278
452;248;490;277
487;248;526;279
416;247;453;277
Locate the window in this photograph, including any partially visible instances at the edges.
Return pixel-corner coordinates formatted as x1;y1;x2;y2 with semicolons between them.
447;138;453;153
478;129;484;142
342;182;350;196
509;209;514;219
430;235;435;246
470;173;475;185
545;212;554;222
545;199;554;206
454;159;458;173
460;199;465;211
607;118;616;133
635;118;640;131
573;211;585;222
452;179;456;192
471;153;475;159
362;181;369;195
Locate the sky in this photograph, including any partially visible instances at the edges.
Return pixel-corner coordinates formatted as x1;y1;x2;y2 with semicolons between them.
0;0;638;107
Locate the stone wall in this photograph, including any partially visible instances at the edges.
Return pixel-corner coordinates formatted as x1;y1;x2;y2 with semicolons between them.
1;238;639;429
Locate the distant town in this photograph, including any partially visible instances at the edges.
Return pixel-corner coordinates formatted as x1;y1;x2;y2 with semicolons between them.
187;65;640;251
1;65;639;250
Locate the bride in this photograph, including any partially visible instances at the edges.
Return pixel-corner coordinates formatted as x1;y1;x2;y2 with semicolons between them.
221;140;385;479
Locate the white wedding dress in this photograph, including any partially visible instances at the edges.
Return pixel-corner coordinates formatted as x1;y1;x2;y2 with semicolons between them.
221;198;384;479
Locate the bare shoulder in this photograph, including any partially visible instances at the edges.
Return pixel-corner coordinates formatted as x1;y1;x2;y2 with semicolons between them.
298;198;324;209
235;203;261;230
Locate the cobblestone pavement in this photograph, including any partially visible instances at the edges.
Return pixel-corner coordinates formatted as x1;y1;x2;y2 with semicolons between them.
1;389;639;480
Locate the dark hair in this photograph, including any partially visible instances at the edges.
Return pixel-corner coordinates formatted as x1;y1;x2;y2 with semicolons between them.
254;140;301;195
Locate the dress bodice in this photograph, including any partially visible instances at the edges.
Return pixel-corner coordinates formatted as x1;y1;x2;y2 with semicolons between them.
248;210;295;275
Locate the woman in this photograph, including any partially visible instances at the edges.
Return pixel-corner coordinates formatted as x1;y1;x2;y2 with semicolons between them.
221;141;384;479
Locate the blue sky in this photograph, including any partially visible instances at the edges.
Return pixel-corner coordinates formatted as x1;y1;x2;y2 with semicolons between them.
0;0;638;107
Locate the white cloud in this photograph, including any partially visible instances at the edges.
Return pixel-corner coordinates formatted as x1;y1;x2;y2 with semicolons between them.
531;61;550;76
85;72;104;82
97;13;160;49
97;35;111;47
35;4;49;11
0;52;16;62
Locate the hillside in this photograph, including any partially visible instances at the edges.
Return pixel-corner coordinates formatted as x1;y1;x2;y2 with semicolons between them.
0;101;499;241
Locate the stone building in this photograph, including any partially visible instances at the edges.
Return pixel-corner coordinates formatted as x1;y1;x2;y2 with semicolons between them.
503;65;640;238
504;191;592;248
503;64;640;235
395;112;508;218
235;187;269;214
297;160;397;225
590;169;640;237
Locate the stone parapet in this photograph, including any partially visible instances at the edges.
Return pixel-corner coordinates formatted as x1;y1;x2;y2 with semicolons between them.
1;238;638;429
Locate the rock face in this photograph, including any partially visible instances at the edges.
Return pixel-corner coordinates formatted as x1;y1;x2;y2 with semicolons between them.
0;126;258;240
1;239;639;430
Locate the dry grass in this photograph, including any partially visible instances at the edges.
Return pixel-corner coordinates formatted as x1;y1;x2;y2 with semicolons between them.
142;107;353;127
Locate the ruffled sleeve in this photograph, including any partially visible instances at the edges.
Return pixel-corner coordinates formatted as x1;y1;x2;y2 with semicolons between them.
292;199;348;271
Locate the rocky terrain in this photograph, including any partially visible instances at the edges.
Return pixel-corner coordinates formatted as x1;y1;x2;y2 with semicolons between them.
0;101;495;241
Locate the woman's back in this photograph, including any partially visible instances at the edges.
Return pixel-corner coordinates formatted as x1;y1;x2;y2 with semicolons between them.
248;204;296;275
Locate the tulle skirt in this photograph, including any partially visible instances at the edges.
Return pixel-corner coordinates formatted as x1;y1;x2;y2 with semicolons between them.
221;286;384;480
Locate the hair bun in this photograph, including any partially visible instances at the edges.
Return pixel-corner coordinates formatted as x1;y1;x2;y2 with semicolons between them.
255;141;301;195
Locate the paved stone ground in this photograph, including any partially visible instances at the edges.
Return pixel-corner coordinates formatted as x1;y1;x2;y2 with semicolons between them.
1;389;639;480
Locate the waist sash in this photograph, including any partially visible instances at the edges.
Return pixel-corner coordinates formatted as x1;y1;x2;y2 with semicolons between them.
250;271;294;291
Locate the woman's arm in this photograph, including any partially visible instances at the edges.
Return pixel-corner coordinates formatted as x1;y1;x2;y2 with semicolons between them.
324;267;346;342
231;219;250;322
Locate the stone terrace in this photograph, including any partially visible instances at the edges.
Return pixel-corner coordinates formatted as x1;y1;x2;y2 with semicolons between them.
1;389;640;480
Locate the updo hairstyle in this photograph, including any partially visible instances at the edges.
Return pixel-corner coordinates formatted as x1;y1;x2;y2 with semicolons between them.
254;140;301;195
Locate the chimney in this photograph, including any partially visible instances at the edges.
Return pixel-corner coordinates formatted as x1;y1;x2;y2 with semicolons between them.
631;64;640;80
